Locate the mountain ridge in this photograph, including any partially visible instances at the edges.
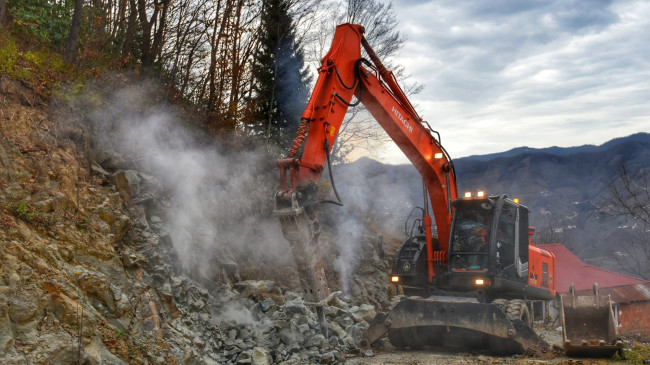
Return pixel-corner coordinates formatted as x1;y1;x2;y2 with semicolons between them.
459;132;649;162
336;132;650;277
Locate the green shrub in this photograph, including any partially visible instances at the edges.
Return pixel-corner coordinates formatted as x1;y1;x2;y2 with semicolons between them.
0;31;71;95
14;201;36;221
8;0;73;46
0;36;28;79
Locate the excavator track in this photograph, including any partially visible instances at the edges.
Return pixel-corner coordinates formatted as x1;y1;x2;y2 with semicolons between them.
358;297;551;357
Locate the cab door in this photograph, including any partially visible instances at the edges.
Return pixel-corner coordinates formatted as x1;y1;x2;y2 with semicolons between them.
494;201;529;279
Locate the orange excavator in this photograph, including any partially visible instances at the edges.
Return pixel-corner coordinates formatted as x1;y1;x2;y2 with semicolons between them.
274;23;618;357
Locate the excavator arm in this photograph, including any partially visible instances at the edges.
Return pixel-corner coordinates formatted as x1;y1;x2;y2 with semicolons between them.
275;24;458;327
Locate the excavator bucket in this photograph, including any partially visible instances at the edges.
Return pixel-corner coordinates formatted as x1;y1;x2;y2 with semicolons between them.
560;284;623;358
358;296;552;357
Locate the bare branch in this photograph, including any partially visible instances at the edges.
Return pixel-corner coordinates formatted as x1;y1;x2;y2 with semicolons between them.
605;165;650;279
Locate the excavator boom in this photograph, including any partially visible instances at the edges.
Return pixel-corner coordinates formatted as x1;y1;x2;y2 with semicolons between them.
275;23;457;339
276;22;456;286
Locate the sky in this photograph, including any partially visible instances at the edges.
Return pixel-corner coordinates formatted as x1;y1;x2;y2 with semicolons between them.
372;0;650;164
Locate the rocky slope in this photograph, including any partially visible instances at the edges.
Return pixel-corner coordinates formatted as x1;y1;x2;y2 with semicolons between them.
0;75;387;364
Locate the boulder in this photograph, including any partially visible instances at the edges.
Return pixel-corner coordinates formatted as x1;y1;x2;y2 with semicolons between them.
345;322;369;344
110;171;133;206
349;304;376;323
334;315;354;329
259;298;274;313
77;271;118;315
251;347;272;365
321;352;335;364
275;321;303;345
235;281;285;305
235;350;252;364
282;298;309;316
327;321;347;339
304;334;328;349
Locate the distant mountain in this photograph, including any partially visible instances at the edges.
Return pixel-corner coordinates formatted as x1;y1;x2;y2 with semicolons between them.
333;133;650;275
462;132;649;161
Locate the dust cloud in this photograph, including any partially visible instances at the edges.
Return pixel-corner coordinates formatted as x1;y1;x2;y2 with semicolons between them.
84;79;293;281
326;160;416;296
82;76;415;300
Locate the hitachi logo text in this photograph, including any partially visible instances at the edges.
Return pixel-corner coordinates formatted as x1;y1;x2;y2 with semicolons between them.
393;106;413;133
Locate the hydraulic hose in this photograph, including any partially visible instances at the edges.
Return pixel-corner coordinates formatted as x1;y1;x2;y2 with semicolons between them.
324;138;343;205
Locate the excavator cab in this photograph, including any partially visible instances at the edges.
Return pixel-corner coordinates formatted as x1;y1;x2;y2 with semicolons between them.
392;195;535;302
446;196;533;299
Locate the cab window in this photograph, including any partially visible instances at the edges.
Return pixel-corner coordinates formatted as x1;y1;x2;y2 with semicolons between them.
496;207;516;271
450;203;491;272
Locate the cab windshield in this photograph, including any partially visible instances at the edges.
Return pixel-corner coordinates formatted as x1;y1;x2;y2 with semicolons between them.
449;202;493;272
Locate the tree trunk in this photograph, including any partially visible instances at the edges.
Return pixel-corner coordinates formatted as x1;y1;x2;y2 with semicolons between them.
137;0;158;69
64;0;84;62
151;0;170;63
121;0;138;60
0;0;7;28
111;0;126;40
227;0;245;126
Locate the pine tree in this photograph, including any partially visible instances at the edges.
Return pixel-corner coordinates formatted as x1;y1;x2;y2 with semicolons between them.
252;0;311;147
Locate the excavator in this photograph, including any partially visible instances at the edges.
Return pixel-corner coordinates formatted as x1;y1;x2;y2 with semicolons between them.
274;23;621;357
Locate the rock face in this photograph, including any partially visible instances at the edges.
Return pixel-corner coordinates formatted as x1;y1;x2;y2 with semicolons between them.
0;77;383;364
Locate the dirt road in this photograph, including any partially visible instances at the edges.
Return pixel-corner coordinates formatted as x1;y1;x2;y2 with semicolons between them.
346;348;616;365
346;325;629;365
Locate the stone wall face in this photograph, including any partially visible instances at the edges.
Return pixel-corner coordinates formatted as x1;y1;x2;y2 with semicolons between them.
0;76;383;364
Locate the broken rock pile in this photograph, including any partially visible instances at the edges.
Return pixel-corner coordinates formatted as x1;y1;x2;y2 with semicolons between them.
215;280;377;364
106;167;380;364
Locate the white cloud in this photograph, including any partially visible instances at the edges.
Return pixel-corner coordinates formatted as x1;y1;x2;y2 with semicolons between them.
373;0;650;162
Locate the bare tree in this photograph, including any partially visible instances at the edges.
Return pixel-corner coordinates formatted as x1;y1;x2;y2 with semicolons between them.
605;166;650;279
60;0;341;133
344;0;404;61
65;0;84;63
136;0;171;69
0;0;7;27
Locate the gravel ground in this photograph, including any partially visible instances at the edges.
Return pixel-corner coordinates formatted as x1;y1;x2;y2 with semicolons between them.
346;349;613;365
346;325;626;365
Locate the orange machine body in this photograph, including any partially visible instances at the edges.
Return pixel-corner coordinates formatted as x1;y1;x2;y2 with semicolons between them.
528;243;557;295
